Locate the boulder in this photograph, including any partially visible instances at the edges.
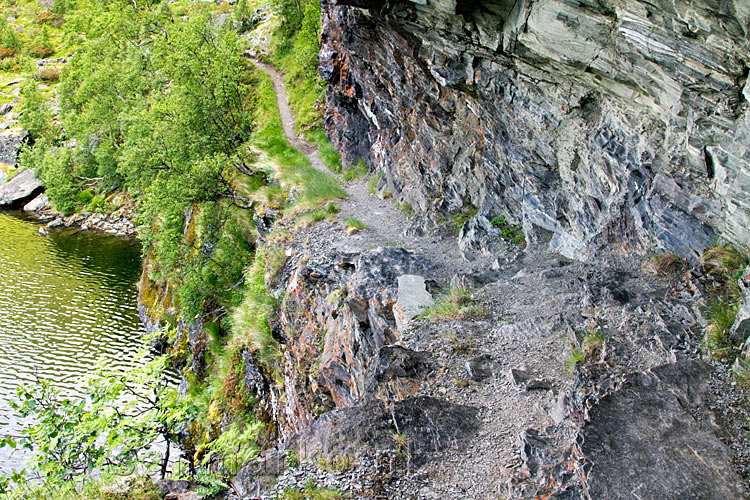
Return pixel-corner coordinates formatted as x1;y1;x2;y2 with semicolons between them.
22;193;49;212
393;274;434;330
582;361;744;499
0;169;43;209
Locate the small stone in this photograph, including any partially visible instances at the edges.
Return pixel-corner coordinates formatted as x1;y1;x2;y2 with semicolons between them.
346;226;359;235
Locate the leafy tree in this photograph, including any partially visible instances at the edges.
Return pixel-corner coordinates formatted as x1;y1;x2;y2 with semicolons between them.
0;352;197;496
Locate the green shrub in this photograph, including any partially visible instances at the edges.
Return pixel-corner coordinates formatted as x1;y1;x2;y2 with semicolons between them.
490;214;525;244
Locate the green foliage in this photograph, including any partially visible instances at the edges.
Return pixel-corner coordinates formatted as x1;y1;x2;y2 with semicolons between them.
566;347;585;374
396;201;413;217
233;0;254;31
566;327;606;373
271;0;325;132
200;421;263;474
490;215;525;244
326;202;340;214
317;454;354;472
252;71;344;204
0;352;197;496
232;248;281;367
305;128;342;173
733;357;750;387
368;172;384;195
282;480;345;500
0;18;20;51
419;286;483;322
343;159;368;181
392;432;408;457
704;299;740;361
285;449;300;468
450;204;478;233
193;469;230;499
19;81;55;141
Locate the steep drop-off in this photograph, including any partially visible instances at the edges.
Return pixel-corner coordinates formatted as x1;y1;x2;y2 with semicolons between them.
320;0;750;261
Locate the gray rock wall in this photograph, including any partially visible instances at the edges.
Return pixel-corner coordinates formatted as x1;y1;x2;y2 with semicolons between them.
320;0;750;261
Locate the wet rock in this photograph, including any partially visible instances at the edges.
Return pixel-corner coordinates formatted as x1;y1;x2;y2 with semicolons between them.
393;274;434;330
0;169;43;209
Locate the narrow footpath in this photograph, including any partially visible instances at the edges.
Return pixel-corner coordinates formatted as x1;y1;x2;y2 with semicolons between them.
251;60;489;282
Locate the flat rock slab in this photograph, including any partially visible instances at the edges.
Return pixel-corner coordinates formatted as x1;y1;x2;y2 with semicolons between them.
582;361;745;499
394;274;434;330
23;193;49;212
0;169;43;208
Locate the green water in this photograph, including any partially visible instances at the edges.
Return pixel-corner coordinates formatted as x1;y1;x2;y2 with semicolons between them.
0;211;144;471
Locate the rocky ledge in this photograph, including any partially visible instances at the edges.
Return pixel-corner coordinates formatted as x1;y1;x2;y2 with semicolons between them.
221;241;750;499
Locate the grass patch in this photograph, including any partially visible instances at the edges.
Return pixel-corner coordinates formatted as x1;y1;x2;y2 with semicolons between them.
317;454;355;472
305;127;342;173
649;253;689;277
368;171;384;195
392;431;408;457
566;347;585;374
251;70;344;206
344;216;369;230
231;248;281;368
566;327;606;373
396;201;414;218
699;244;749;300
419;286;483;322
450;204;478;234
343;158;369;181
704;299;740;361
282;481;345;500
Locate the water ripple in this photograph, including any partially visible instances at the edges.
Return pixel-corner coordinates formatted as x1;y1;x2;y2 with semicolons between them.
0;211;144;472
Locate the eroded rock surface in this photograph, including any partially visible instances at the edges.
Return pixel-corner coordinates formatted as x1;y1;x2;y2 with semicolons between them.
321;0;750;261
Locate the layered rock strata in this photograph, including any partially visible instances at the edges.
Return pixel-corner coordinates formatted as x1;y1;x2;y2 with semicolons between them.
320;0;750;261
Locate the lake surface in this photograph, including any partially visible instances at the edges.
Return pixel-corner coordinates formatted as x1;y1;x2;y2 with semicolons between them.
0;211;144;471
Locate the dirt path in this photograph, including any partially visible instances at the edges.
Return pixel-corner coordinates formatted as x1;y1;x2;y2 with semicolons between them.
252;60;488;282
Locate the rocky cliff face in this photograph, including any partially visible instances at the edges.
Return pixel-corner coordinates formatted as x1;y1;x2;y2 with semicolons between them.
320;0;750;261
